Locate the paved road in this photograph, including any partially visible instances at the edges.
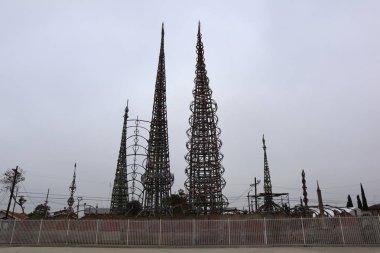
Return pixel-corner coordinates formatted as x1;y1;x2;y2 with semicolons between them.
0;247;380;253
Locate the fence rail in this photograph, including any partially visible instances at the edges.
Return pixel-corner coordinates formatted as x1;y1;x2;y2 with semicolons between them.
0;217;379;246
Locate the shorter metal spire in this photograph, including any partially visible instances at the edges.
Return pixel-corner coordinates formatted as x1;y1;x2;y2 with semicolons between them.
301;170;308;207
316;180;325;216
262;134;273;211
67;163;77;211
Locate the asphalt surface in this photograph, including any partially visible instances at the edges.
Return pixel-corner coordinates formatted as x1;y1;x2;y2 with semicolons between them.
0;247;380;253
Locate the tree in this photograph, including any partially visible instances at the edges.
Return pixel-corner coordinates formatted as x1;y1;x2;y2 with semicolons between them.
167;189;189;215
0;168;25;191
126;200;142;216
1;167;26;219
14;195;27;214
360;183;369;211
357;195;363;210
346;195;353;208
29;204;50;219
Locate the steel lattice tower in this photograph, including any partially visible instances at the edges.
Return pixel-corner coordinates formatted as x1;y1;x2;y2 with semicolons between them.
67;163;76;212
185;23;227;215
261;135;273;212
142;24;174;216
110;103;129;215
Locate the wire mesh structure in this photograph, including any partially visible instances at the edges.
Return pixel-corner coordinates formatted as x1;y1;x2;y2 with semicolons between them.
110;104;130;215
126;117;150;205
185;23;228;215
142;24;174;216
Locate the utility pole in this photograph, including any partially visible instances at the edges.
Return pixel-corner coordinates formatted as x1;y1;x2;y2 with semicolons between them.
44;188;50;218
11;186;19;215
254;177;258;212
5;166;19;219
250;177;261;213
247;192;251;214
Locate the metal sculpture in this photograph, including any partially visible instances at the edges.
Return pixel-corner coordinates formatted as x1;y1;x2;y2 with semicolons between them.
316;181;325;216
142;24;174;216
67;163;77;212
302;170;308;207
185;22;228;215
110;103;129;215
126;116;149;204
261;135;273;212
256;135;286;213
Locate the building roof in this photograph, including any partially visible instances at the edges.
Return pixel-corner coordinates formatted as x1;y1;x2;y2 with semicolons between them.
0;210;28;220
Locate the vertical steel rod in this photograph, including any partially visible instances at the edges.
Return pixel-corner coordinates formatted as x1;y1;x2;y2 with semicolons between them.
192;219;196;245
264;218;267;245
10;220;16;244
95;219;99;244
301;217;306;245
37;219;43;244
228;219;231;245
65;219;70;245
339;216;345;244
127;219;130;246
159;219;162;246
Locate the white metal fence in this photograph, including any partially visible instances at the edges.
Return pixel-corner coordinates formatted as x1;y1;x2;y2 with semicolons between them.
0;217;379;246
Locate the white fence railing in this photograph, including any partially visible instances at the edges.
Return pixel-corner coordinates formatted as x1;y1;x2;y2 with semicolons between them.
0;217;379;246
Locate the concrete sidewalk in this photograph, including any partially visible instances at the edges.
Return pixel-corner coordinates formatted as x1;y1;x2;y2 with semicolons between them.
0;247;380;253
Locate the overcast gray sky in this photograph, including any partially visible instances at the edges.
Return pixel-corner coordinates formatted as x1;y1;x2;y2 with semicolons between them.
1;0;379;213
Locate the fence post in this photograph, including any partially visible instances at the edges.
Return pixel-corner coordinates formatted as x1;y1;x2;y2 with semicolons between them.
37;219;43;244
159;219;162;246
10;220;17;244
339;216;345;244
126;219;129;246
65;219;70;245
263;218;267;245
228;219;231;245
95;219;99;245
192;219;196;245
301;217;306;245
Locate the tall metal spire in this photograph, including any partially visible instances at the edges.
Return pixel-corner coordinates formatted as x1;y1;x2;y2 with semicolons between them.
110;102;129;215
185;22;228;215
261;135;274;212
67;163;76;212
301;170;308;207
142;23;174;216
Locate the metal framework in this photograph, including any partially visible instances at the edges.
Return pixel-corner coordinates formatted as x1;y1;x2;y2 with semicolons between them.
110;103;129;215
258;135;284;213
142;24;174;216
302;170;308;207
67;163;76;212
316;181;325;216
185;23;228;215
126;117;149;204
